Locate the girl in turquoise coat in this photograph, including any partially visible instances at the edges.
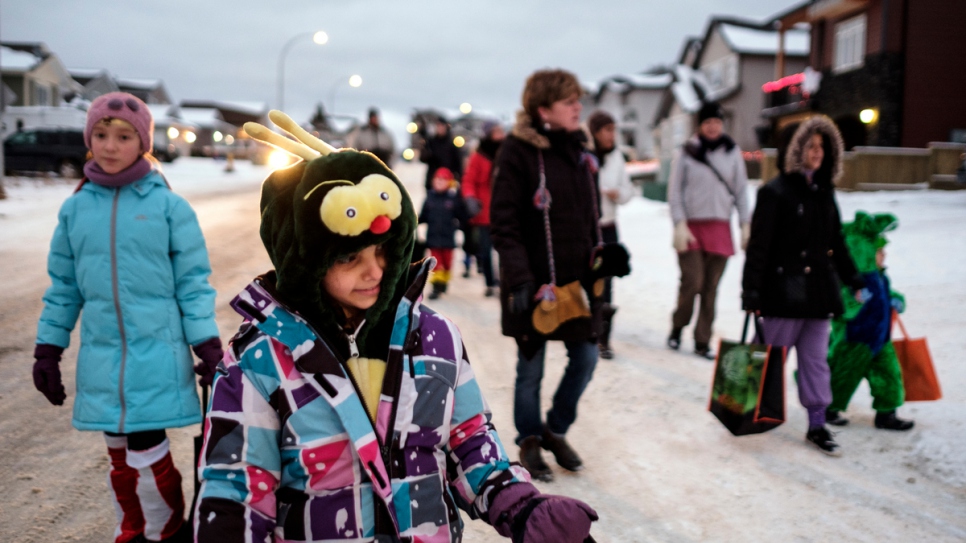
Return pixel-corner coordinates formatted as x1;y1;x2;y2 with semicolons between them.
33;92;223;543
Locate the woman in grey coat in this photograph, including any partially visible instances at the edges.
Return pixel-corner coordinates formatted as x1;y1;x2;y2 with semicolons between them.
666;101;750;359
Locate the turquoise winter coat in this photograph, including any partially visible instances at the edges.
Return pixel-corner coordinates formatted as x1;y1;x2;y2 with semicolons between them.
37;170;219;433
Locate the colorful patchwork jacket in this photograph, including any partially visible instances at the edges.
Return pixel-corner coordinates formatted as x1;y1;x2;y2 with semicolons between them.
195;263;530;542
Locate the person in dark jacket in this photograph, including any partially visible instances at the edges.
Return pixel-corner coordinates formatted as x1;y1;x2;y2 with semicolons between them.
491;68;601;482
742;115;865;457
419;166;468;299
420;118;464;190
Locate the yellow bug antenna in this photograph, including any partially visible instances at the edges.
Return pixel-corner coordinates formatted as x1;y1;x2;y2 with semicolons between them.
269;110;338;156
243;122;320;162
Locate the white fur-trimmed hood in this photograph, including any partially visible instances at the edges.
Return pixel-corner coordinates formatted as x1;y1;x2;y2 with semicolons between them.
784;115;845;182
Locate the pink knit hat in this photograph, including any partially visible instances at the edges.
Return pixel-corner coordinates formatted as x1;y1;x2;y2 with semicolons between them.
85;92;154;153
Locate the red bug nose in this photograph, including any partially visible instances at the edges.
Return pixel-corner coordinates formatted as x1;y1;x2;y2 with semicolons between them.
369;215;391;234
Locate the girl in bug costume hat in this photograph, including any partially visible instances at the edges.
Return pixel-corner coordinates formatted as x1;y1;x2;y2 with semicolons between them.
194;111;598;542
825;211;914;430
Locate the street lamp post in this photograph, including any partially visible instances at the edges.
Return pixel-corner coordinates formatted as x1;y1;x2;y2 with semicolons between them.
328;74;363;116
277;30;328;112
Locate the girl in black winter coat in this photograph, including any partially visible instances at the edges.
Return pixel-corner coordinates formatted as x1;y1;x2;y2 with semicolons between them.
742;115;865;457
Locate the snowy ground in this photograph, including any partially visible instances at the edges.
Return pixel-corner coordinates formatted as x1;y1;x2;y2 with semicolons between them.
0;157;963;542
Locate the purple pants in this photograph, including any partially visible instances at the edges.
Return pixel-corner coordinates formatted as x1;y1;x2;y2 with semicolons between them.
758;317;832;413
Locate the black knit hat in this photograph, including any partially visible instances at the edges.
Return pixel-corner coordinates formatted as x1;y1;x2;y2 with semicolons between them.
587;110;616;135
698;101;724;124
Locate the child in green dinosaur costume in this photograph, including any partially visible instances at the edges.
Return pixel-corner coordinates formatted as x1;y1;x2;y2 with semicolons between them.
825;211;914;430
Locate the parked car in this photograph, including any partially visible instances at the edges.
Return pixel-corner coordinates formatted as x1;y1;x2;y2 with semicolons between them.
153;142;179;163
3;128;88;178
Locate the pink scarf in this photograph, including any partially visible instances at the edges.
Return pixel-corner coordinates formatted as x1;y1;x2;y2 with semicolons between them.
83;157;152;187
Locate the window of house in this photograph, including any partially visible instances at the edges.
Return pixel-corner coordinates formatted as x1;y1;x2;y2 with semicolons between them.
833;13;866;73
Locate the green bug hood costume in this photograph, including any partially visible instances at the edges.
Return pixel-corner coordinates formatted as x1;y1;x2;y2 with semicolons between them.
842;211;897;273
248;111;418;352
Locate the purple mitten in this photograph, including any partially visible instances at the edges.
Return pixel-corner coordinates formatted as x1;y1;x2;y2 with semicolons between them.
192;337;224;387
489;483;598;543
33;344;66;406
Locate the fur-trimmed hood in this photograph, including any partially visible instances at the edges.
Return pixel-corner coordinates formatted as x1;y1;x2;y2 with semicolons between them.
783;115;845;182
511;110;550;149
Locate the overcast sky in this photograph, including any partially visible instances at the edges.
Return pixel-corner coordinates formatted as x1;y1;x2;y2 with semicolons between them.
2;0;795;145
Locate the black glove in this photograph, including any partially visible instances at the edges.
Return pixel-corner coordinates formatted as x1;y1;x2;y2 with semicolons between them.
33;344;66;406
741;290;761;312
508;282;535;315
192;337;225;388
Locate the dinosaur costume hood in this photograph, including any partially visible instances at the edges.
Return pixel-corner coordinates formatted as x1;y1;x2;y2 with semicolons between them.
249;111;417;349
842;211;897;272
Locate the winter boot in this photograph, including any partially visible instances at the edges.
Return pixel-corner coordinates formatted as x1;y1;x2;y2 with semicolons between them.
874;410;915;431
126;438;186;542
106;436;146;543
541;426;583;472
598;304;617;360
518;436;553;482
694;342;715;361
825;409;850;426
428;282;443;300
667;327;682;350
805;426;842;457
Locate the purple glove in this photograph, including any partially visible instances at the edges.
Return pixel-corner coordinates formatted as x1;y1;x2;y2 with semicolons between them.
33;344;66;406
192;337;224;387
489;483;598;543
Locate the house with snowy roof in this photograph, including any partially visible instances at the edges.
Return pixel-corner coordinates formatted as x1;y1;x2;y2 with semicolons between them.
654;17;809;172
766;0;966;149
0;42;81;107
590;71;673;160
177;106;237;157
67;68;120;102
116;77;171;105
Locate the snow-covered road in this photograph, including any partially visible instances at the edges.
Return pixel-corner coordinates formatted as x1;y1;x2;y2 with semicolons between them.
0;158;962;542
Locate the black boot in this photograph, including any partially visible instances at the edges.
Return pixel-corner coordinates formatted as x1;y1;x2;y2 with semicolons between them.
541;426;583;472
428;282;443;300
598;304;617;360
825;409;850;426
874;410;915;431
667;327;682;350
694;342;715;361
518;436;553;482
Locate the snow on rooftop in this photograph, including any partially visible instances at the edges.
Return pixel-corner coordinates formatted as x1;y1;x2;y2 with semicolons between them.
670;65;710;113
719;24;809;56
213;100;268;116
68;67;108;78
116;78;162;90
178;107;226;127
1;46;41;71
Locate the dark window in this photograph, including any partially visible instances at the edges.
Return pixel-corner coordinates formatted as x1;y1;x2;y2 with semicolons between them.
6;131;37;146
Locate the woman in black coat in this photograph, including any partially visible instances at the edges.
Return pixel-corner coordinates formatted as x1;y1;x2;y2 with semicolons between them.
742;115;864;457
491;69;600;482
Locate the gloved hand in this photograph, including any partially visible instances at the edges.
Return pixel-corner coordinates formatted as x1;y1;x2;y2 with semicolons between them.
890;297;905;314
508;282;535;315
855;288;872;303
489;483;597;543
740;223;751;251
192;337;224;387
672;222;696;253
33;344;66;406
741;290;761;312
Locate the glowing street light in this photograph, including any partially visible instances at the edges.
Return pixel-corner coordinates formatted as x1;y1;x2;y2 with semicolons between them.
329;74;363;115
859;108;878;124
184;131;197;143
453;136;465;148
406;122;419;134
402;148;415;161
459;102;472;114
277;30;328;111
213;131;224;143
